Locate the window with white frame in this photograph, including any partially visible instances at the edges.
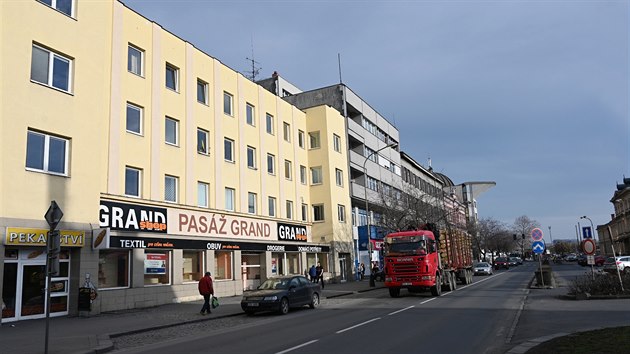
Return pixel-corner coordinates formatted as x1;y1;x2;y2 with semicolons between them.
224;138;234;162
197;79;208;105
125;166;141;197
313;204;324;222
268;197;276;217
248;192;257;214
301;203;308;222
225;187;235;211
267;154;275;174
266;113;274;134
300;165;307;184
311;166;322;184
30;44;72;92
165;63;178;91
198;182;209;207
338;204;346;222
309;131;321;149
197;128;209;155
223;92;233;116
165;117;179;146
298;130;305;149
127;44;143;76
37;0;73;17
247;146;256;169
246;103;255;126
284;160;292;180
283;122;291;142
367;176;379;191
26;130;69;175
333;134;341;152
165;175;178;203
286;200;293;219
335;168;343;187
126;103;143;135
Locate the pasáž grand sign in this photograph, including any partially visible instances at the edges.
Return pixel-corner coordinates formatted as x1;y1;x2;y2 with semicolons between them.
169;209;276;241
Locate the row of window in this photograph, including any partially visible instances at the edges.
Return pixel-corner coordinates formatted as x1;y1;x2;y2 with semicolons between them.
402;166;442;197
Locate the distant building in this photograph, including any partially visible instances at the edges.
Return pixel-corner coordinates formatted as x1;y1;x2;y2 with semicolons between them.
598;177;630;256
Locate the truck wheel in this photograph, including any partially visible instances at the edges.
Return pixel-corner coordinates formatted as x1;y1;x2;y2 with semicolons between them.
389;287;400;298
431;275;442;296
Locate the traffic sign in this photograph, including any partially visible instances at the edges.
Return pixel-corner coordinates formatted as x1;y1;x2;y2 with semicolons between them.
44;201;64;230
582;226;593;239
532;240;545;254
581;239;596;255
531;228;544;241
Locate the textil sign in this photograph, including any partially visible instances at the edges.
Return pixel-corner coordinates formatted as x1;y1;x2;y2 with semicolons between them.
169;209;277;241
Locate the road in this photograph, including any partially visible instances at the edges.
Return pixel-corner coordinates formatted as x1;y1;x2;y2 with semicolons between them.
114;263;538;354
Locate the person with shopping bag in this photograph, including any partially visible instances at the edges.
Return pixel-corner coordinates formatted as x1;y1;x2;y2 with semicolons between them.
198;271;214;315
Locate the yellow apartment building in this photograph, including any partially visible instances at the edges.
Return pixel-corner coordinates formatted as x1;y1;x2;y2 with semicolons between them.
1;0;352;322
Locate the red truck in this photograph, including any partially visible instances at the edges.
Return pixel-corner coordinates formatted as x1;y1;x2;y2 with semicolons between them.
383;224;474;297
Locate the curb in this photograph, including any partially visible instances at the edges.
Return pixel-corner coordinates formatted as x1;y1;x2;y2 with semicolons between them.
506;332;570;354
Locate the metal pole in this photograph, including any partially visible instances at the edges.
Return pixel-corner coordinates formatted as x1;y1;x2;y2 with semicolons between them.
548;226;553;251
575;223;581;253
607;226;624;292
44;230;52;354
538;253;544;287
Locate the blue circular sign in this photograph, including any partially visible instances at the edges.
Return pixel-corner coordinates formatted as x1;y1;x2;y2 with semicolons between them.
532;240;545;254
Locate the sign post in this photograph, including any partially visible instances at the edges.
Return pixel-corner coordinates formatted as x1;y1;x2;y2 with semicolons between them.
44;201;63;354
531;228;545;287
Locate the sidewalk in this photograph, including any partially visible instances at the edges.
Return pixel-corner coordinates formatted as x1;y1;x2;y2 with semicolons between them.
0;279;384;354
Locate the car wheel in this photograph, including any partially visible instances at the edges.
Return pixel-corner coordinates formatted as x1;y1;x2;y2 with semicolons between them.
279;297;290;315
309;293;320;309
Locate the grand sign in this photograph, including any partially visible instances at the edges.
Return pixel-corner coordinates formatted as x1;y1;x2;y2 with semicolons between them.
5;227;85;247
99;200;167;233
277;222;309;242
169;209;276;241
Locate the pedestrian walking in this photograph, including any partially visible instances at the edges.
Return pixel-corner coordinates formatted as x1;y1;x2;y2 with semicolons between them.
316;262;325;289
359;262;366;280
198;271;214;315
309;264;317;282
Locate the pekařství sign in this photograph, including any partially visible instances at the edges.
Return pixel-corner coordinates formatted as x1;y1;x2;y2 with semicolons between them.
5;227;85;247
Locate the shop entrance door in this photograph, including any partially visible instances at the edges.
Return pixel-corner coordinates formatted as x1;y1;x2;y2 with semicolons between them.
20;264;47;318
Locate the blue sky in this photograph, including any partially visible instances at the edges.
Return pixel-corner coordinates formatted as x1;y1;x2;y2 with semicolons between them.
123;0;629;243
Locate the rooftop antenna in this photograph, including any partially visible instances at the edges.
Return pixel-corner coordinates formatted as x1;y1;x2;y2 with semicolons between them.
428;156;432;171
338;53;343;84
245;35;261;81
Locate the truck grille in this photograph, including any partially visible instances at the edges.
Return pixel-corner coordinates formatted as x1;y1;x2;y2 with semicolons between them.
390;263;426;282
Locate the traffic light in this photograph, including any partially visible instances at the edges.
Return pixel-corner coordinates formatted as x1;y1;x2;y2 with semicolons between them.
522;234;525;239
513;234;517;240
48;230;61;276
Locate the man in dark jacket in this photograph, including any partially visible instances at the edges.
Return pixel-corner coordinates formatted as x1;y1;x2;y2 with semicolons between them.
198;272;214;315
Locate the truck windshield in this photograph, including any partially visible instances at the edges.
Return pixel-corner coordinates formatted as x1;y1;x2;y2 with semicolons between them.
384;240;427;256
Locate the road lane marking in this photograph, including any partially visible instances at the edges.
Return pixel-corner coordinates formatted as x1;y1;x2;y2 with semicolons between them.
275;339;319;354
420;297;438;304
335;317;381;334
388;305;414;315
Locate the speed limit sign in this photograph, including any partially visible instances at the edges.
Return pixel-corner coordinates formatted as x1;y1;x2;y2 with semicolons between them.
581;239;596;255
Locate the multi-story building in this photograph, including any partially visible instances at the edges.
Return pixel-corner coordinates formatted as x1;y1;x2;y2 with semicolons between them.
1;0;352;322
598;177;630;256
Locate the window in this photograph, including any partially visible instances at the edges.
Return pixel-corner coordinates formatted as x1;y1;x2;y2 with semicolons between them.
246;103;255;126
165;117;179;146
268;197;276;217
31;44;72;92
165;63;178;91
267;154;275;174
198;182;209;207
301;204;308;222
336;168;343;187
224;138;234;162
182;251;204;282
214;251;233;280
300;165;307;184
266;113;274;134
197;79;208;104
298;130;305;149
127;44;143;76
124;166;141;197
313;205;324;222
165;175;178;203
26;130;68;175
309;131;321;149
223;92;233;116
283;122;291;142
286;200;293;219
284;160;292;180
197;128;209;155
248;192;257;214
98;250;130;289
144;250;171;286
38;0;73;16
338;204;346;222
367;176;379;191
311;167;322;184
225;187;235;211
126;103;143;135
333;134;341;152
247;146;256;169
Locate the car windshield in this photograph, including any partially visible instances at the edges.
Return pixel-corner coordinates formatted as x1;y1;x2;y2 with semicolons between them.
476;262;490;267
496;257;507;262
384;240;428;256
258;278;290;290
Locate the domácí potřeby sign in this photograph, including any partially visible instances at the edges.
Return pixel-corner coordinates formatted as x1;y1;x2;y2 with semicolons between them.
99;200;167;233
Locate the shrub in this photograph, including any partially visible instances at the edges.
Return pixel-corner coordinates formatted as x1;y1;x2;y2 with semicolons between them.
568;271;630;296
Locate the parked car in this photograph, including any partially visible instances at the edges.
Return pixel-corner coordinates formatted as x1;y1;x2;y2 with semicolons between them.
240;275;321;315
603;256;630;274
508;257;520;267
474;262;493;275
578;255;606;267
563;254;578;262
494;257;509;269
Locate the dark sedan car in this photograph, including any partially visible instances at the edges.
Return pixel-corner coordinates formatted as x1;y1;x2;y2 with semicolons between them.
494;257;509;269
241;275;321;315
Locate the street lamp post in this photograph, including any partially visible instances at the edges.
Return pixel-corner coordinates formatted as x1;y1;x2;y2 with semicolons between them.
548;226;553;253
361;142;397;284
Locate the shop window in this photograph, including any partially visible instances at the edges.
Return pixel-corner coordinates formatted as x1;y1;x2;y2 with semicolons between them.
98;250;129;289
182;250;204;282
144;251;171;285
214;251;233;280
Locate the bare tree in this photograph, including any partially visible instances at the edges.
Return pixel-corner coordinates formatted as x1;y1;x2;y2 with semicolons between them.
473;217;509;261
512;215;540;256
